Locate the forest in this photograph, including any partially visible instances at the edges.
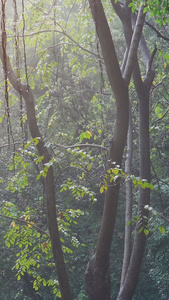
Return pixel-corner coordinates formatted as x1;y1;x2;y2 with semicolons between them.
0;0;169;299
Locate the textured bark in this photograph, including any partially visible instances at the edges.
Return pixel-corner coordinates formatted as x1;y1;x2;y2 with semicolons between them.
86;1;146;299
88;0;126;101
117;88;151;300
113;2;156;299
120;105;133;287
122;5;146;84
0;46;73;300
85;254;111;300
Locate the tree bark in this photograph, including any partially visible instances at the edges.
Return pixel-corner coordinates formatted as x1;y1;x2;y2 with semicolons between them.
117;88;151;300
120;105;133;287
113;2;156;299
0;46;73;300
86;1;146;299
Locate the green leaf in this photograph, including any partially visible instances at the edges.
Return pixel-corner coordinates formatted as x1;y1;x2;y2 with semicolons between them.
159;226;165;234
126;219;132;226
164;53;169;61
143;6;148;13
113;168;119;175
6;242;11;248
132;6;136;13
149;183;154;190
43;279;47;286
144;229;149;236
80;131;92;142
139;227;143;233
0;177;4;183
35;156;44;164
17;275;21;281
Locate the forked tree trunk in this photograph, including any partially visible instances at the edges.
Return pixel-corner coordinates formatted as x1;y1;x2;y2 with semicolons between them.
86;1;146;299
112;1;156;298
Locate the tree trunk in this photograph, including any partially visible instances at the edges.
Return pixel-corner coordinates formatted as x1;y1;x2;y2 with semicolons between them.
120;105;133;287
113;8;156;300
86;1;146;299
0;46;73;300
117;88;151;300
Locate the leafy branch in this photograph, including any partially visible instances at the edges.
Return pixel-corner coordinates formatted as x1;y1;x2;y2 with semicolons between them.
0;213;50;237
7;29;103;59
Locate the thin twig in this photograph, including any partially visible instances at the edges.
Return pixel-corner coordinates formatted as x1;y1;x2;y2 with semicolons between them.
7;29;103;59
159;213;169;224
151;108;169;126
52;143;108;151
0;213;50;237
145;20;169;42
0;142;22;150
54;165;86;184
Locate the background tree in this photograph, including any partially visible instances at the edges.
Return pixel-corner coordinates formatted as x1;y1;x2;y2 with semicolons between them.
0;1;169;300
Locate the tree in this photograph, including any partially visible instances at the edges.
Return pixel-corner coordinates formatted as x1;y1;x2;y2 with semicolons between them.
0;0;169;299
85;1;147;299
0;0;72;299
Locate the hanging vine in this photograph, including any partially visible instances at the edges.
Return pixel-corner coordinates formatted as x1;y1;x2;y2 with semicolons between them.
1;0;13;145
13;0;24;137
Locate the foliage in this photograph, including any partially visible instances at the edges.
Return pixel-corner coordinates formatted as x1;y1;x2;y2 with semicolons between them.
0;0;169;299
1;202;85;298
129;0;169;25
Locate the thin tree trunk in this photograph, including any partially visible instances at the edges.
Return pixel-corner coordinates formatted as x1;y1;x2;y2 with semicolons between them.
117;88;151;300
0;46;73;300
120;104;133;287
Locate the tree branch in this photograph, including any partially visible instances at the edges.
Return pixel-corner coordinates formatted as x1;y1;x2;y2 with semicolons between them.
89;0;126;101
149;47;157;72
53;143;108;151
0;214;50;237
145;20;169;41
159;213;169;224
151;108;169;125
7;29;102;59
0;142;22;150
123;4;146;84
131;13;155;74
